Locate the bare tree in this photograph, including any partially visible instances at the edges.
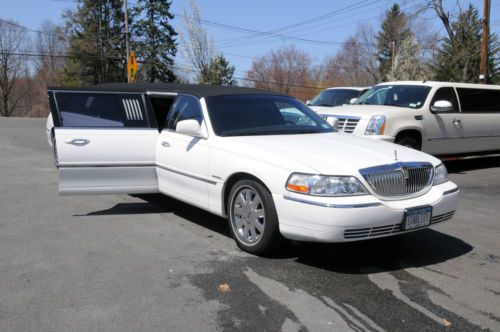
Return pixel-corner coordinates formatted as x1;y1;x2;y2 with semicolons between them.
0;19;32;117
29;21;67;117
179;0;215;80
245;45;312;98
322;24;380;86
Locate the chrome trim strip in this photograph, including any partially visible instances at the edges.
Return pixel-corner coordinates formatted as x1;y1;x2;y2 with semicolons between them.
156;164;217;185
319;114;361;120
428;134;500;141
59;163;156;168
443;187;459;196
283;196;381;208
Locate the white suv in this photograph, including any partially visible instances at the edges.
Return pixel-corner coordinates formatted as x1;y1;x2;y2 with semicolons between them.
316;81;500;156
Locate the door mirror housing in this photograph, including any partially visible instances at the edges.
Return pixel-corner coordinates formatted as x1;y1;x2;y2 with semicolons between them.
431;100;453;113
326;116;339;128
305;100;311;106
349;98;358;104
175;119;207;138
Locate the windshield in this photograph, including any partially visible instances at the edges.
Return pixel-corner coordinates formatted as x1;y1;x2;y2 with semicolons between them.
355;85;431;109
205;94;335;137
309;89;361;107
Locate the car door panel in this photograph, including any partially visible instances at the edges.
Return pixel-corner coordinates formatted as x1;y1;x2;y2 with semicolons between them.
155;94;211;209
50;91;160;195
422;87;463;155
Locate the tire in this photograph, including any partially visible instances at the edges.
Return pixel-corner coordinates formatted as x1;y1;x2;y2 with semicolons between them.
395;135;420;150
228;179;285;255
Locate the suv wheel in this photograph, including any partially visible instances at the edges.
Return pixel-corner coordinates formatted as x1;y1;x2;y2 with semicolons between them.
395;136;420;150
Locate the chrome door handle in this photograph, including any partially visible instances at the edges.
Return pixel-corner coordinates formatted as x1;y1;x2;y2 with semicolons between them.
452;119;461;126
64;138;89;145
161;141;170;147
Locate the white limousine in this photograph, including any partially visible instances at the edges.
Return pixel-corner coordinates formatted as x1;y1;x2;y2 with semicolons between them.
311;81;500;157
47;83;459;254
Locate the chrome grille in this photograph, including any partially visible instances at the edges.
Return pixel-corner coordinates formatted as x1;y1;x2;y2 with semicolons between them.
359;162;434;197
320;114;360;133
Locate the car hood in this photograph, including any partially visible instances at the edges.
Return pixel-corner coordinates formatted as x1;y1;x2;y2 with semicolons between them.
218;132;438;175
313;104;412;118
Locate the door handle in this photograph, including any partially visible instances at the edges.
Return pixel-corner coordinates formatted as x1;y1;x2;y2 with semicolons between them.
452;119;461;126
64;138;89;145
161;141;170;147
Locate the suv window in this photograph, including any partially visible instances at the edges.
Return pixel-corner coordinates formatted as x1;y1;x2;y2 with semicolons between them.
457;88;500;113
166;95;203;130
56;93;148;128
431;87;459;113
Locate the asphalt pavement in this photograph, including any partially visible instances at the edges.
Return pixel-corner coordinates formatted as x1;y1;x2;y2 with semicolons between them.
0;118;499;331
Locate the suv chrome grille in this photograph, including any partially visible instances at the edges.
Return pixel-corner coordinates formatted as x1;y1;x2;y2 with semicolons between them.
359;162;434;197
320;114;360;133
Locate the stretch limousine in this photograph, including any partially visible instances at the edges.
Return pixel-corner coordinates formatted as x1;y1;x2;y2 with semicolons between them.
312;81;500;157
46;83;459;254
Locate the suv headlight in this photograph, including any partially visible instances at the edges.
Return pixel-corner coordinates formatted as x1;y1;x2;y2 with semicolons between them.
365;115;386;135
286;173;368;196
433;163;448;185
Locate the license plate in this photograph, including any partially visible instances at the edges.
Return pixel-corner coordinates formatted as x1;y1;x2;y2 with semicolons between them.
402;207;432;231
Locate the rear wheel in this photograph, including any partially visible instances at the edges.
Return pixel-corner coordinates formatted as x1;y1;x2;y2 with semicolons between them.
228;179;284;255
395;135;420;150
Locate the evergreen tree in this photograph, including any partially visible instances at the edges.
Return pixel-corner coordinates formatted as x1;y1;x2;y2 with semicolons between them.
198;54;235;85
132;0;177;82
376;4;412;81
62;0;126;86
434;5;498;83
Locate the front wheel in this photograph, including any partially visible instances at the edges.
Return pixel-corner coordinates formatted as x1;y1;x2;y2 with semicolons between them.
395;135;420;150
228;179;284;255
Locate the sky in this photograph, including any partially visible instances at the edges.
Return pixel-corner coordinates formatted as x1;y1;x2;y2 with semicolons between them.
2;0;499;80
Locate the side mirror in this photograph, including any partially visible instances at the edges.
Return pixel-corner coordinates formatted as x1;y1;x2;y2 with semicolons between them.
431;100;453;113
326;116;339;128
175;119;206;138
349;98;358;104
306;100;311;106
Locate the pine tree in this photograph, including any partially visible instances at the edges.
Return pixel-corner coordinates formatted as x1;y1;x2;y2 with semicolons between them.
376;4;412;81
199;54;235;86
62;0;126;86
434;5;498;83
132;0;177;83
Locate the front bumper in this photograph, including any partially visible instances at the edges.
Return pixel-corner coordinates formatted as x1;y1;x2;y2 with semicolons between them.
274;181;459;242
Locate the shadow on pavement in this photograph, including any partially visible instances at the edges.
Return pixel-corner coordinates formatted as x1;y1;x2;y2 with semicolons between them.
445;156;500;174
81;193;473;275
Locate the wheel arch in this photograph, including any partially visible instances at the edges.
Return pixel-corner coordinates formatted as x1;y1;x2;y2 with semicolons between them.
394;128;423;149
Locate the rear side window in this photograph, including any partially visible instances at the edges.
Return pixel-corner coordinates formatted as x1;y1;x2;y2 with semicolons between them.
431;87;459;113
166;95;203;130
457;88;500;113
55;93;148;128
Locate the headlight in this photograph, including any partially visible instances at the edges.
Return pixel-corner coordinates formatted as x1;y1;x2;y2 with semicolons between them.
433;163;448;185
286;173;368;196
365;115;386;135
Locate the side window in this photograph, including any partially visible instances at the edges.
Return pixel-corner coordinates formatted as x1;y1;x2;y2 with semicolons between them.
166;95;203;130
431;87;459;113
55;93;148;128
149;96;176;131
457;88;500;113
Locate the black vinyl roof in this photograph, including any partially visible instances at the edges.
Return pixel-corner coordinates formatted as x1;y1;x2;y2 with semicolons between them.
48;82;286;98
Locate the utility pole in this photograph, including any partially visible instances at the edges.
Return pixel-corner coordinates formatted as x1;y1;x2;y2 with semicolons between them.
479;0;490;84
124;0;131;83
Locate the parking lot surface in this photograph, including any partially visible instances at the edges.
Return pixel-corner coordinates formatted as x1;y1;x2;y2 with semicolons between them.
0;118;499;331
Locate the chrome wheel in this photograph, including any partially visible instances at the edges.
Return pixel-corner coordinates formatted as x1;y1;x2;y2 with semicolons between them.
230;187;265;246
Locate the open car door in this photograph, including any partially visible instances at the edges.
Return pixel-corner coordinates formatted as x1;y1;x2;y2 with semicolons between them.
48;89;160;195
